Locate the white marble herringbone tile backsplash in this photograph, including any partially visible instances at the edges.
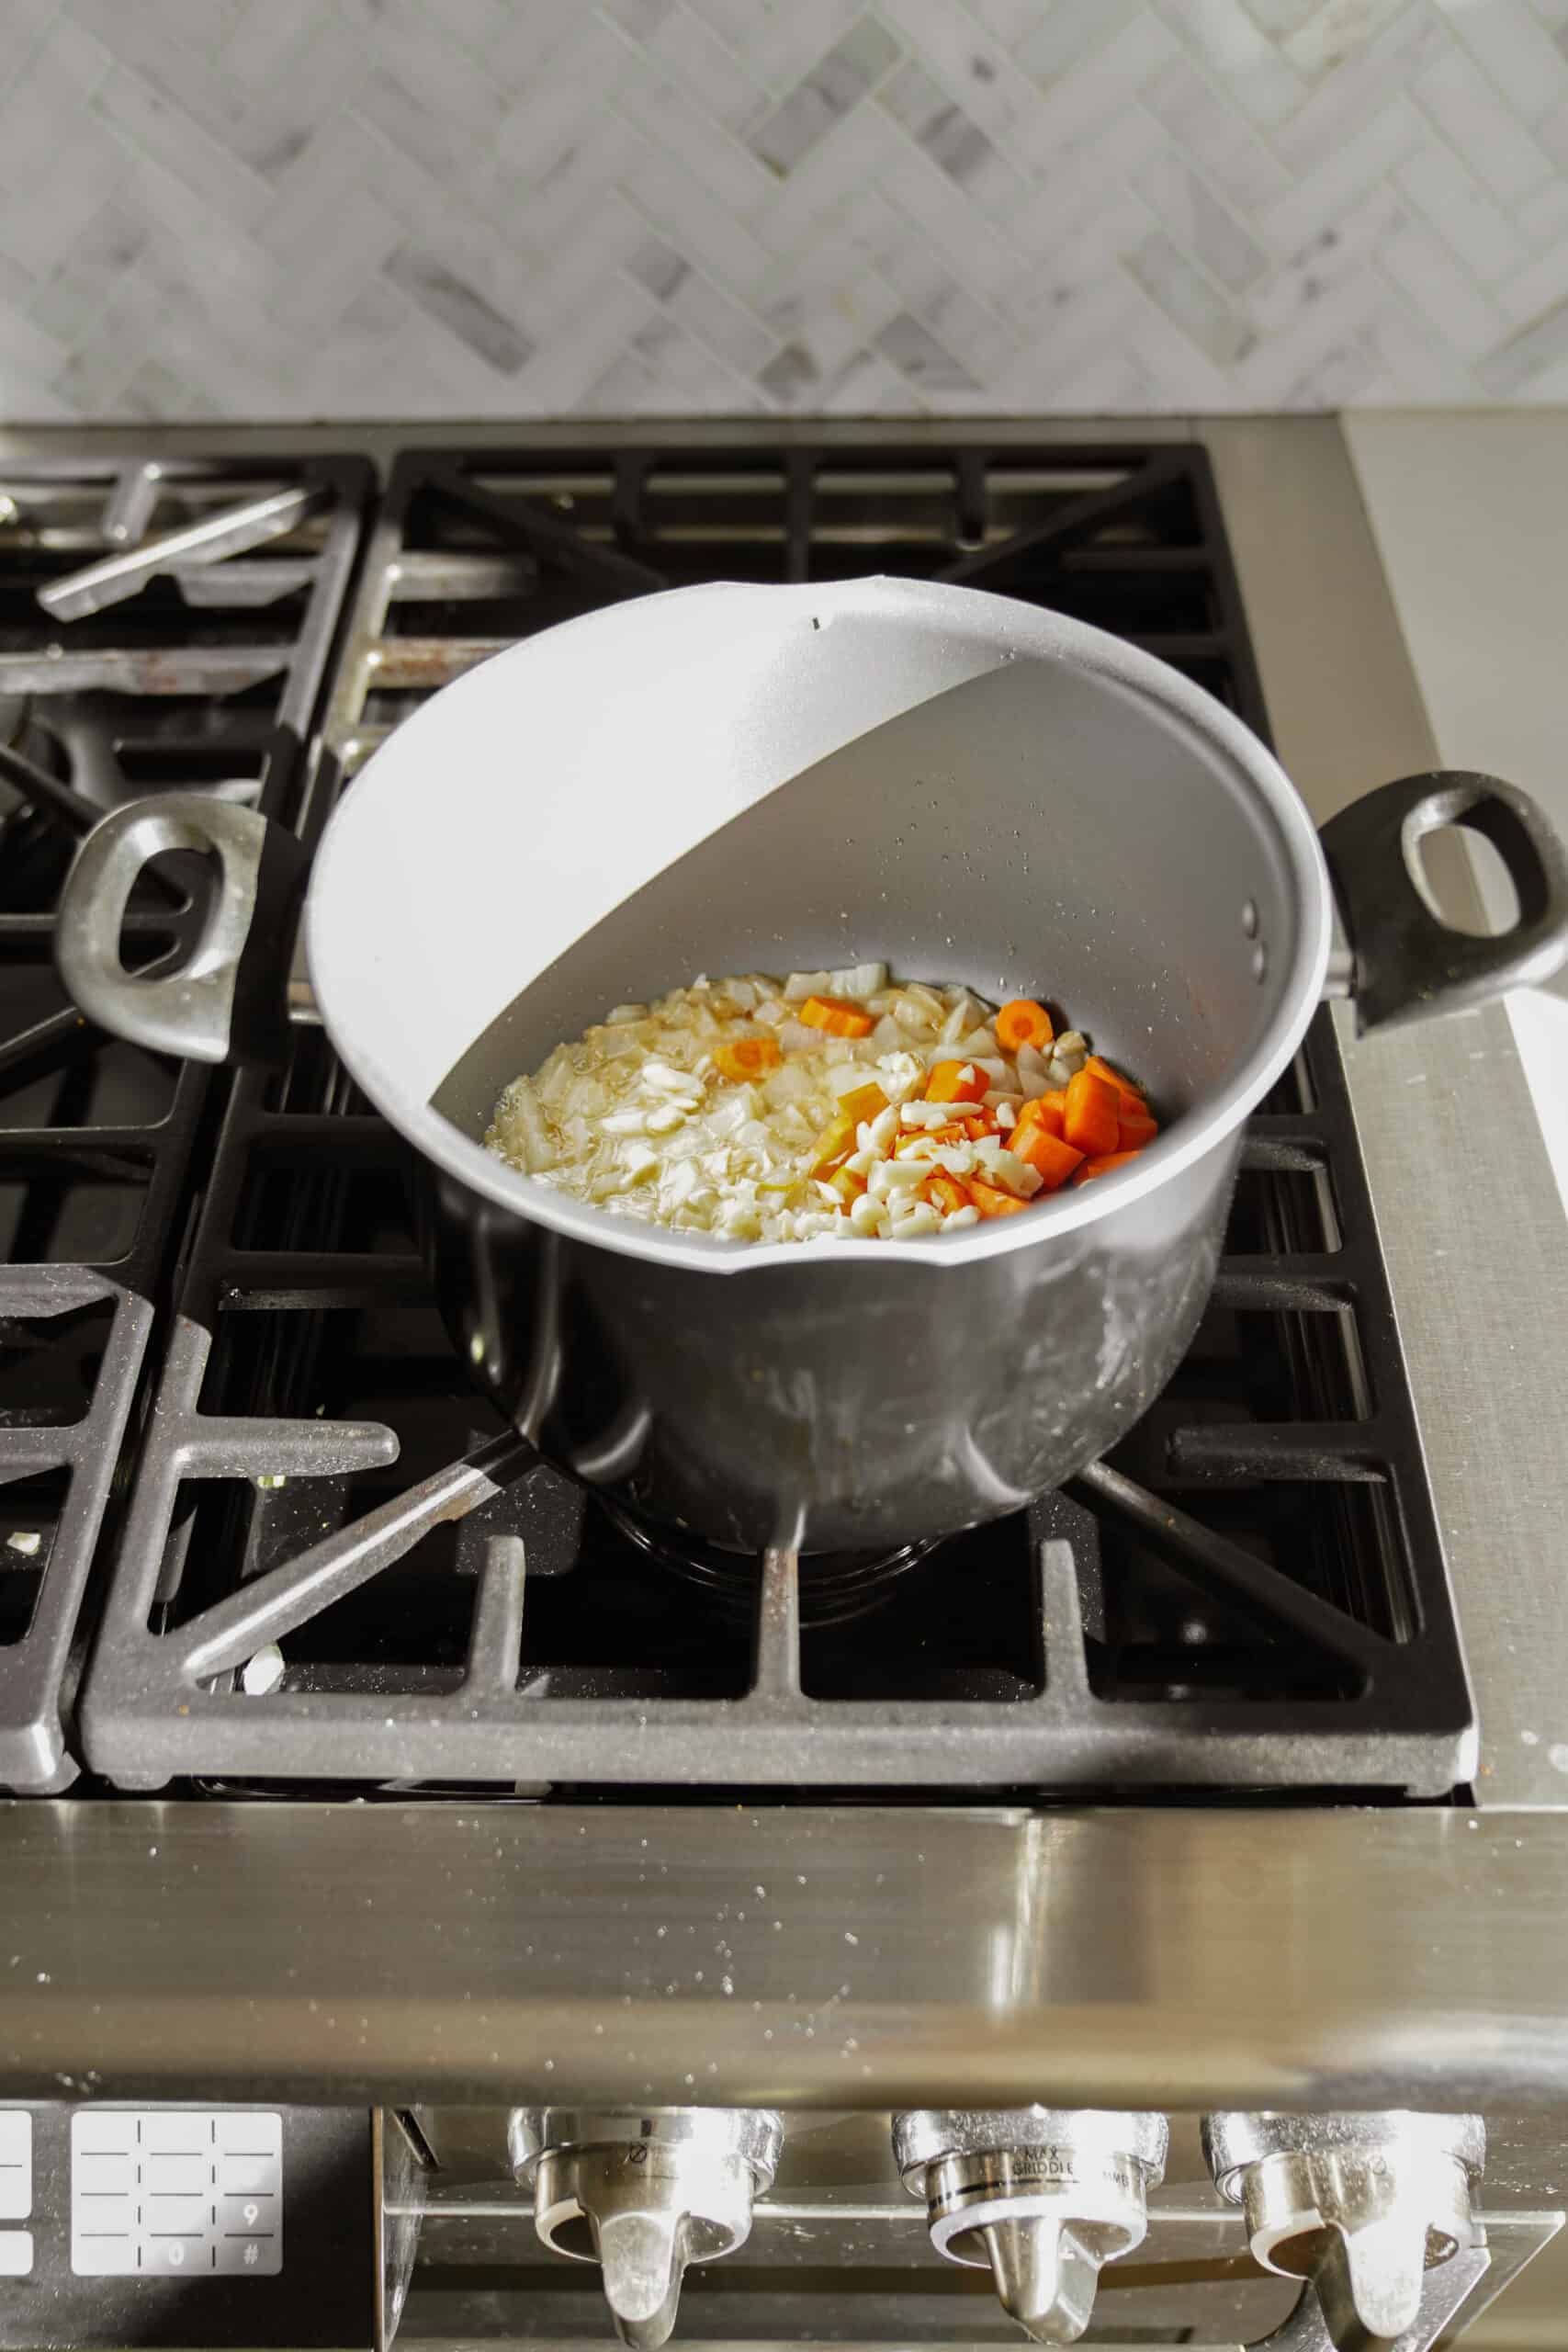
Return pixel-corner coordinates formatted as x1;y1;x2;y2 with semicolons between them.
5;0;1568;419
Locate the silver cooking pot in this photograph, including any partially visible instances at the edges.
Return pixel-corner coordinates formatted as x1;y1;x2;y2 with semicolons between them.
55;580;1568;1559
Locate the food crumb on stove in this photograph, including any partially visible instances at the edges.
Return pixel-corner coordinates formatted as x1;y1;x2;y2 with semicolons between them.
485;967;1158;1243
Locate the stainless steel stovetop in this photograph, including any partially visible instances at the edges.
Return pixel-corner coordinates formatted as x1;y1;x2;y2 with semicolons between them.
1;417;1565;2352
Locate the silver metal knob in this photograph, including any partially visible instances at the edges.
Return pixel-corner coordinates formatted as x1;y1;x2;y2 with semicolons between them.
1202;2111;1485;2351
510;2107;783;2350
892;2109;1168;2345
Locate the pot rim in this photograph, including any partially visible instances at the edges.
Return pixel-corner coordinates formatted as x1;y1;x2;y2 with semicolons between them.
306;580;1332;1274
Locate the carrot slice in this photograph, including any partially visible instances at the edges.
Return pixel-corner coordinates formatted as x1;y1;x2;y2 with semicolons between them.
1064;1069;1121;1159
713;1034;781;1083
1072;1148;1147;1186
1011;1126;1084;1192
926;1059;989;1105
798;994;875;1038
808;1082;888;1174
995;998;1054;1052
966;1177;1029;1219
1117;1111;1158;1151
1084;1053;1147;1114
922;1171;970;1216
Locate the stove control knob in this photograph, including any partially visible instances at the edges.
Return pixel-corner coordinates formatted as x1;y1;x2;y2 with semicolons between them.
892;2109;1168;2345
510;2108;783;2351
1202;2111;1485;2349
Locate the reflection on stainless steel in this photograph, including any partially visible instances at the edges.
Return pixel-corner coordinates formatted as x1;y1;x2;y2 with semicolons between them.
7;1804;1568;2116
1204;2112;1484;2351
511;2110;783;2350
893;2109;1168;2343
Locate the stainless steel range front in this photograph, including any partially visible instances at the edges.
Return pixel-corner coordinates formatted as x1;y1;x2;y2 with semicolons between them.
2;418;1565;2352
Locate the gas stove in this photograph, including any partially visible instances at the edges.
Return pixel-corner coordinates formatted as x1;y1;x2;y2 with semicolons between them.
1;437;1472;1801
1;421;1565;2352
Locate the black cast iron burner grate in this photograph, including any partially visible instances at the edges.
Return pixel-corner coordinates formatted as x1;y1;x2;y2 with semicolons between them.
0;453;372;1790
75;439;1473;1797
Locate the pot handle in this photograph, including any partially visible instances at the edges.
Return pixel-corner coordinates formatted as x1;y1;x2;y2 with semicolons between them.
55;792;305;1064
1320;770;1568;1032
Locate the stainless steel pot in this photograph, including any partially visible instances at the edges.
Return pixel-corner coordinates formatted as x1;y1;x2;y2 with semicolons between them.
54;580;1568;1559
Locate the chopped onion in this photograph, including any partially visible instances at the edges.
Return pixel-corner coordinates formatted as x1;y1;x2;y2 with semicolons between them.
484;967;1109;1247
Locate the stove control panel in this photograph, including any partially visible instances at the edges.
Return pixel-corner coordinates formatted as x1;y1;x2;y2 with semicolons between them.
0;2105;373;2349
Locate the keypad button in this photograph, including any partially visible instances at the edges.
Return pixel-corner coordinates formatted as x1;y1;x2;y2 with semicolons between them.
0;2114;31;2222
0;2233;33;2278
215;2234;281;2276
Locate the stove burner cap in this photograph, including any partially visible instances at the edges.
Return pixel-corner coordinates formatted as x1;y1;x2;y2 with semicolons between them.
600;1500;936;1627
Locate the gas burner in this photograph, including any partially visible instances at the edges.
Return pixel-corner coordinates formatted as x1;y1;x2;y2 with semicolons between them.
599;1498;938;1627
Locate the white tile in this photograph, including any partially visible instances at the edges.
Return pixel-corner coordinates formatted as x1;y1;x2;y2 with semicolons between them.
94;63;274;229
1394;138;1529;281
1159;0;1308;126
1272;6;1450;171
1282;0;1409;82
646;5;766;133
1232;257;1388;399
967;0;1055;41
621;141;775;287
1145;55;1292;208
1377;210;1508;353
1259;95;1424;253
1016;0;1143;86
877;0;1059;165
1369;288;1488;398
1415;45;1556;200
1125;227;1257;364
1250;183;1407;334
1516;177;1568;242
1493;233;1568;325
1006;99;1171;254
1013;9;1182;157
613;62;777;214
1431;0;1568;124
1245;0;1330;33
1132;149;1269;289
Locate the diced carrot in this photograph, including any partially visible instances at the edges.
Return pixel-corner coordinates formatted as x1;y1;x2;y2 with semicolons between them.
1072;1149;1147;1186
961;1113;995;1139
1013;1096;1065;1151
799;994;875;1038
1084;1053;1147;1114
1041;1087;1068;1123
712;1034;781;1083
808;1082;888;1174
825;1164;867;1205
1117;1111;1158;1151
922;1171;970;1216
966;1177;1029;1219
1011;1127;1084;1192
926;1059;989;1105
995;998;1055;1052
1064;1068;1121;1159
